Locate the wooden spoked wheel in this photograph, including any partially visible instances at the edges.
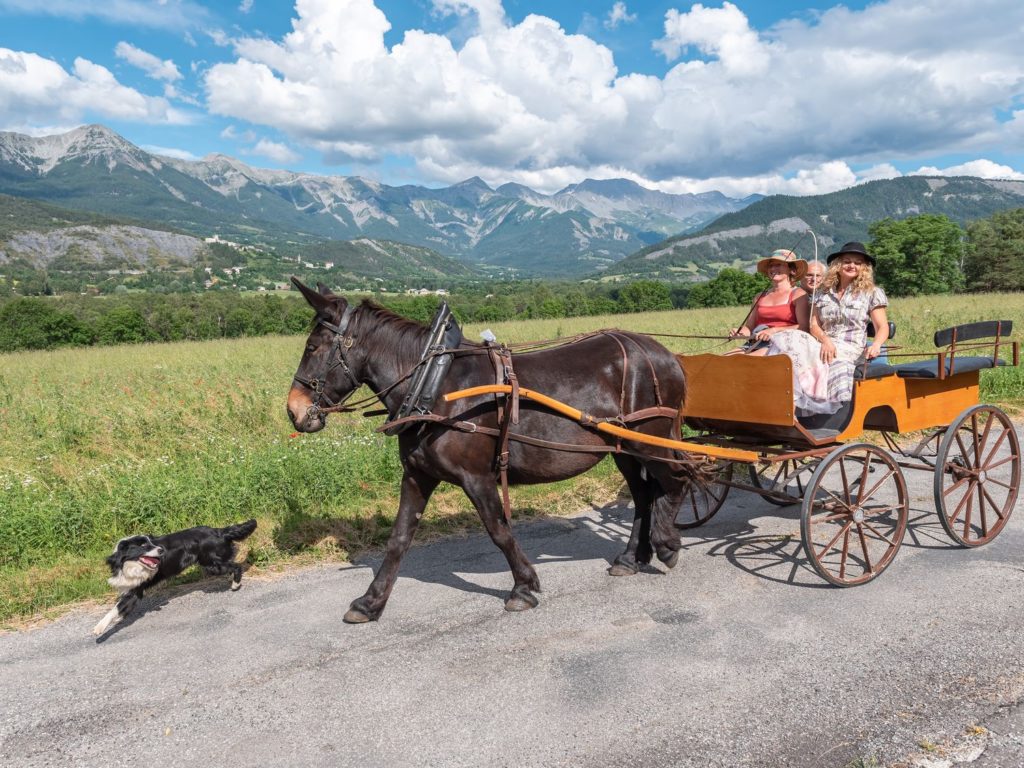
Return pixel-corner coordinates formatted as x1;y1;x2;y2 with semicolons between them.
934;404;1021;547
801;443;909;586
748;456;819;506
675;461;731;529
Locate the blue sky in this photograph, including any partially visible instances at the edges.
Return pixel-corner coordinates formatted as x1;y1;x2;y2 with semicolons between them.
1;0;1022;196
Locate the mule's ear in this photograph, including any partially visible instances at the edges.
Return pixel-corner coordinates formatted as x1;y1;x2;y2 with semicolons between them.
292;276;331;312
316;282;336;297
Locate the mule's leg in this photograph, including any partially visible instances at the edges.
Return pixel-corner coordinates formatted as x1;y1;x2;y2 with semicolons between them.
460;476;541;612
344;469;439;623
645;461;687;568
608;454;654;576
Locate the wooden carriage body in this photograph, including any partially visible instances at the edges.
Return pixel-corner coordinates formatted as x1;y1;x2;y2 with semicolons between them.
670;320;1020;586
678;352;982;446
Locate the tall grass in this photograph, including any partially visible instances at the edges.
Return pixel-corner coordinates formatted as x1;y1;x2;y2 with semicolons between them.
1;293;1021;624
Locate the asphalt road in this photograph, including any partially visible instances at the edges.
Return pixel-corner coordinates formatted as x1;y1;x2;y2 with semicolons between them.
2;436;1022;768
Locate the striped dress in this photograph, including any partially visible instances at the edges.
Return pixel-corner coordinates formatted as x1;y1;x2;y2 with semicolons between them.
767;286;887;414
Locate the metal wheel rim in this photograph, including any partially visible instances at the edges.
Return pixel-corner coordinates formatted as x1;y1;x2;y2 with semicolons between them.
675;461;731;529
933;404;1021;547
801;443;909;586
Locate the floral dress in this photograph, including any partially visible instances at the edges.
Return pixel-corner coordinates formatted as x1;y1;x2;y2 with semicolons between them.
767;286;888;415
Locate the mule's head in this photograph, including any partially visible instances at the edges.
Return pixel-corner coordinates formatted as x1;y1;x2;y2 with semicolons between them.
287;277;359;433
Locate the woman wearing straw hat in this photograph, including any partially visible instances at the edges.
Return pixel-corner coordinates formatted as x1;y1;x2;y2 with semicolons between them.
726;249;810;356
768;241;889;413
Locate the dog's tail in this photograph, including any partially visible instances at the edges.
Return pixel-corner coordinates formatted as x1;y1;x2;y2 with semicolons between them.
222;519;258;542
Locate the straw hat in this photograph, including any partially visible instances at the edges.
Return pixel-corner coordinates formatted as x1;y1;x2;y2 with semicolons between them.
757;248;808;280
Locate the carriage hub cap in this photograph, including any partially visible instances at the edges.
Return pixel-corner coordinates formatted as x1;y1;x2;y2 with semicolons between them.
852;508;865;523
978;470;988;483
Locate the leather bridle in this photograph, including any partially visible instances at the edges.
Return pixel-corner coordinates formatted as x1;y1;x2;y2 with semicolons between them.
291;305;358;422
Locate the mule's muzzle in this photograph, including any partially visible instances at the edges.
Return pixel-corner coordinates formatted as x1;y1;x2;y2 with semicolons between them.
287;386;327;433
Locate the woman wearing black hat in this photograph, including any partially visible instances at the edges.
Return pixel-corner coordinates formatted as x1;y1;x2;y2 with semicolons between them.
767;241;889;414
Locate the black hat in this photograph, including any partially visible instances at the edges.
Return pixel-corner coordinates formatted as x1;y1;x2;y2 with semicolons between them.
826;241;876;267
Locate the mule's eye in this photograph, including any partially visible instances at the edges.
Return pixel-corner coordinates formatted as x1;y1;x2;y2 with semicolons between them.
306;343;316;352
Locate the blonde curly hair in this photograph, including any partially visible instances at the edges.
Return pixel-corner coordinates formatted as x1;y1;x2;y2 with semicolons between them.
822;259;876;293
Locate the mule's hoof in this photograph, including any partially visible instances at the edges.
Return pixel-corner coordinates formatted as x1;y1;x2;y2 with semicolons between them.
343;608;372;624
607;562;638;577
658;549;680;569
504;586;539;612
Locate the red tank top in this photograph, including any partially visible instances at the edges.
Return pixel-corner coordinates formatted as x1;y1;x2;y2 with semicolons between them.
752;290;799;327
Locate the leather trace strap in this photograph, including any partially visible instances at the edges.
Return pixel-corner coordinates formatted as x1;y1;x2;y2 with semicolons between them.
487;343;520;522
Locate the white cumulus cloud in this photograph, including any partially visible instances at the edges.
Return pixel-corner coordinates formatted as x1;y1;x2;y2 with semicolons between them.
0;48;192;127
604;2;636;30
115;42;183;82
201;0;1024;192
245;138;301;165
142;144;199;160
913;159;1024;181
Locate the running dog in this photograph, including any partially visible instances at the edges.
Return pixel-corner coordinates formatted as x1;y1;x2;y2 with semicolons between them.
93;520;257;636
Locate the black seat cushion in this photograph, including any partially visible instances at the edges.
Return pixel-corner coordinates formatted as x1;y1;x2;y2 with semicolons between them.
894;356;1008;379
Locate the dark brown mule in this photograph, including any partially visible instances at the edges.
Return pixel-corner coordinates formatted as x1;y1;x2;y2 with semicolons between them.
286;280;704;622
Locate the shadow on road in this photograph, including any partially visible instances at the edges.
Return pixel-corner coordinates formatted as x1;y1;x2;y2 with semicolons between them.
93;567;253;643
344;500;648;605
320;490;975;609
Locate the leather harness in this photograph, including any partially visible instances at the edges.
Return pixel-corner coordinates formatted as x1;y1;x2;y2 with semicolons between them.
379;331;680;523
297;305;684;524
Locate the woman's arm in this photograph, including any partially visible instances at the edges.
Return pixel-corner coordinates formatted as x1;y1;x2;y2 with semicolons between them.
810;305;837;363
729;295;761;337
794;291;810;333
865;306;889;360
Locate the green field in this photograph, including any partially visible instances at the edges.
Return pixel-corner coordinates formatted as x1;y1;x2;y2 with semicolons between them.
1;294;1021;626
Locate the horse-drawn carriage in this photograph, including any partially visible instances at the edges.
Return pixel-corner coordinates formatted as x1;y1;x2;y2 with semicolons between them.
287;278;1020;620
674;319;1020;585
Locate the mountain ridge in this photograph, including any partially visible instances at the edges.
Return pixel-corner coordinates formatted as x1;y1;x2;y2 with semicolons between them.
602;175;1024;282
0;125;757;276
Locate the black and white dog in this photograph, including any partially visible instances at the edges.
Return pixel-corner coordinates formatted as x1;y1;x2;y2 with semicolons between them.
93;520;257;636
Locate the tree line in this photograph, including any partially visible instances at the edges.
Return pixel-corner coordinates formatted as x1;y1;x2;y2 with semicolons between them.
686;208;1024;307
0;281;685;353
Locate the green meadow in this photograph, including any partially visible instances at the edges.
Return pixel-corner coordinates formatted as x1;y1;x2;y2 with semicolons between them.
1;293;1021;626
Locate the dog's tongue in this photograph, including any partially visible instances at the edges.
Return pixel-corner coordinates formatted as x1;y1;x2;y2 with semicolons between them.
139;556;160;568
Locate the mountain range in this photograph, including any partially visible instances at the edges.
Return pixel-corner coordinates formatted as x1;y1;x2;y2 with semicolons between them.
0;125;757;277
3;124;1024;288
602;176;1024;281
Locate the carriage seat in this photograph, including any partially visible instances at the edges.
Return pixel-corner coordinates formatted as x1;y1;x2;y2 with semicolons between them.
853;321;898;379
893;320;1013;379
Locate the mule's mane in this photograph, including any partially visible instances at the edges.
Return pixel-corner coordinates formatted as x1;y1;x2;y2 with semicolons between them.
354;298;433;367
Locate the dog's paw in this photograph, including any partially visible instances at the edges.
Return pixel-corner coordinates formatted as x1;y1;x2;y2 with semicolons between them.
230;580;241;591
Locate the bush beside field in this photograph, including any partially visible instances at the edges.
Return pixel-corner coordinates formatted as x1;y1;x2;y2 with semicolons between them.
1;294;1022;625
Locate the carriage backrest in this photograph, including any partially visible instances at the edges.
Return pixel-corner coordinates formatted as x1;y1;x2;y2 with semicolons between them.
933;320;1012;347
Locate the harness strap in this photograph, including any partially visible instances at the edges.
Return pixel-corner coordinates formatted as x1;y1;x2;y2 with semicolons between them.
376;413;695;463
486;344;520;523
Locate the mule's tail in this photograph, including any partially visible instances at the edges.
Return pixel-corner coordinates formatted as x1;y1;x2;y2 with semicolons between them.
648;452;717;562
222;519;258;542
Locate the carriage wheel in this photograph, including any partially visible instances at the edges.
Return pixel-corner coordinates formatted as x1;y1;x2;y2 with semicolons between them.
934;404;1020;547
748;456;819;506
675;461;731;529
801;443;908;586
